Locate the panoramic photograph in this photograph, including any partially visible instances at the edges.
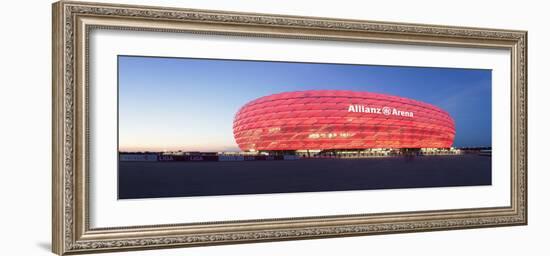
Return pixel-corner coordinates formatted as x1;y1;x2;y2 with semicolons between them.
117;55;492;199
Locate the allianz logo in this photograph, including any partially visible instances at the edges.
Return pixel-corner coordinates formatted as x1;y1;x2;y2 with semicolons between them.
347;104;414;117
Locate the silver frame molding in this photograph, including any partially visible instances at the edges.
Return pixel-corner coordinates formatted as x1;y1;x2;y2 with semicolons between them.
52;1;527;255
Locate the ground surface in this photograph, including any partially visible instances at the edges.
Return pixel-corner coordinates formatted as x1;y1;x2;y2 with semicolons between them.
118;154;491;199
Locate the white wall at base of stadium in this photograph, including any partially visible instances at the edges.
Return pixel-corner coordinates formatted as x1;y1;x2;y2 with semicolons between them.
219;155;245;161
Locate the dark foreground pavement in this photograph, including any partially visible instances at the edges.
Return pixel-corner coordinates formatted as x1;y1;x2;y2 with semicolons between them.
118;154;491;199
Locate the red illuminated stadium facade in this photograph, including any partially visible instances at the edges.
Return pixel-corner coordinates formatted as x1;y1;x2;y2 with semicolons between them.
233;90;455;155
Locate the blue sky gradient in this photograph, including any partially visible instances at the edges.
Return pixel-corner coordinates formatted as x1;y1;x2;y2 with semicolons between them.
118;56;492;151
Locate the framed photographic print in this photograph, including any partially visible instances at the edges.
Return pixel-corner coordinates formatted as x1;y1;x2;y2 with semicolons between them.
52;1;527;255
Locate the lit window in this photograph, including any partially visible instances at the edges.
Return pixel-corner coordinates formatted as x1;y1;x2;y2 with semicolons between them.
308;133;320;139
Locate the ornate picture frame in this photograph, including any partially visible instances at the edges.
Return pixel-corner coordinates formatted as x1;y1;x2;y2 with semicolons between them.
52;1;527;255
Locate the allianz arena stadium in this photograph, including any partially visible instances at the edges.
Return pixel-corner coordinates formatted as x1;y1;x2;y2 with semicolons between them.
233;90;455;153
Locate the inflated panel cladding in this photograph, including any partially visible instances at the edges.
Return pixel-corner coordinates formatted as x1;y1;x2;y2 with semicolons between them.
233;90;455;151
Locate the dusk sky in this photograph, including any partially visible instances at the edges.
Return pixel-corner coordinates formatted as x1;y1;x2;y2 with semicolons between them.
118;55;492;152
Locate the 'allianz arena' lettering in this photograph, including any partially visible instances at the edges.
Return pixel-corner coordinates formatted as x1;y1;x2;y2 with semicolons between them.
233;90;455;151
347;104;414;117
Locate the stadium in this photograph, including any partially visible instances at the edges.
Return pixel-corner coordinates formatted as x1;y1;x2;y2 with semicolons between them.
233;90;456;157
